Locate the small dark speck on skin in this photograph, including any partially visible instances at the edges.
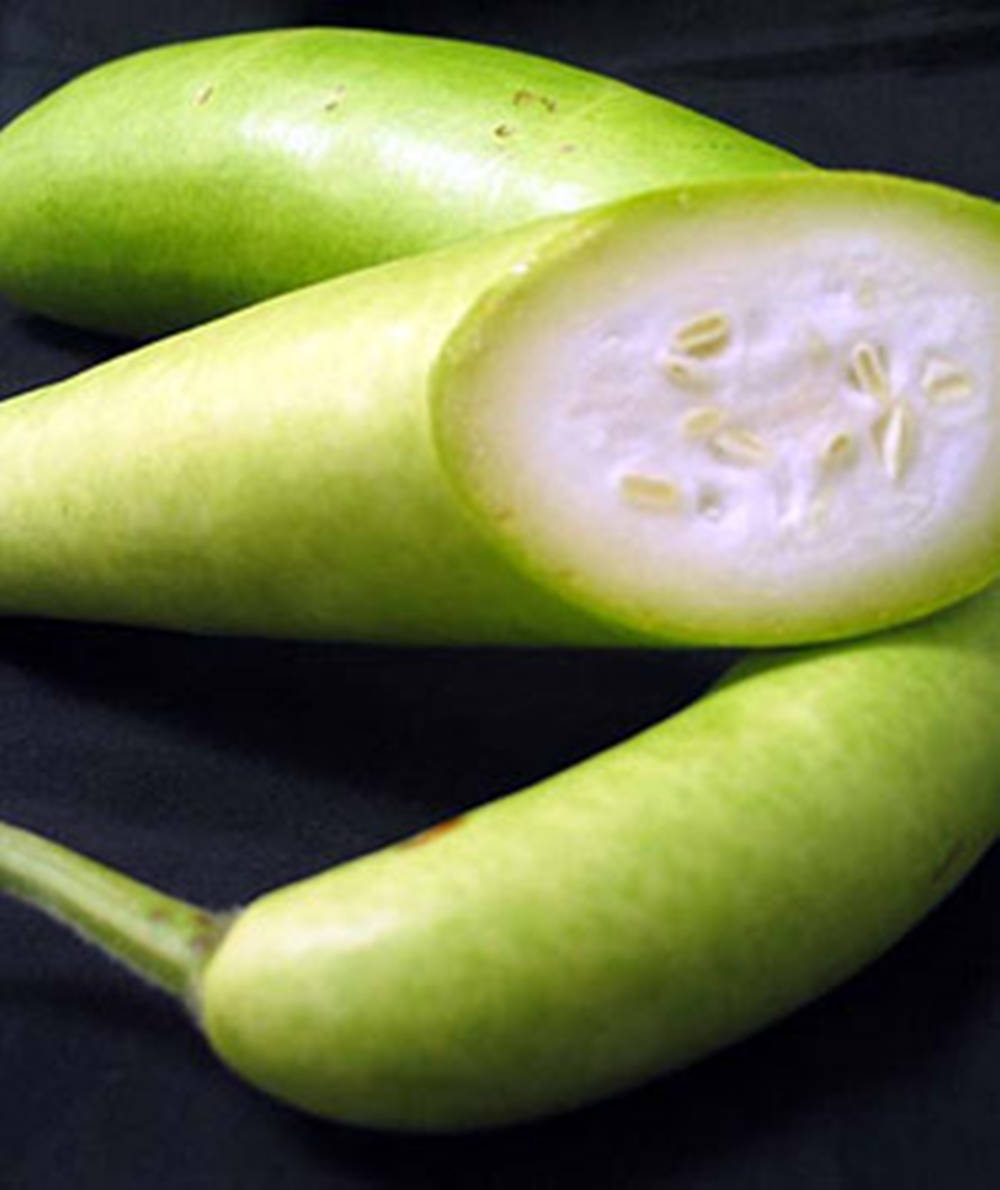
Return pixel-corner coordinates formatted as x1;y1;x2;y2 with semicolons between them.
324;84;348;112
493;123;515;140
513;90;558;113
397;816;467;850
194;84;215;107
149;908;167;923
559;143;578;154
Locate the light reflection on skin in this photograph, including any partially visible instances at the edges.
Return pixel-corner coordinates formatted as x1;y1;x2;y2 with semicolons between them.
238;111;337;168
369;127;593;216
237;110;594;219
277;907;403;962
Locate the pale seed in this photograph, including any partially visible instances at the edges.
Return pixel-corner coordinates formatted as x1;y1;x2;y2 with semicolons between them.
671;311;731;357
619;473;683;511
873;401;915;482
658;352;711;392
680;406;726;439
710;427;769;467
819;431;856;470
847;341;891;404
921;355;973;404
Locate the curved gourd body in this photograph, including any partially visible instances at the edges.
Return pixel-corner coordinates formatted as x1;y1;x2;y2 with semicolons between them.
0;27;803;336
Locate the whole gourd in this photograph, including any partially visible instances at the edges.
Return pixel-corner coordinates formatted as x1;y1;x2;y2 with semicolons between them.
2;581;998;1129
0;27;803;336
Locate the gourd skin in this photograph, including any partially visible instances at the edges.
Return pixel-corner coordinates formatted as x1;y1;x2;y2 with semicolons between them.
199;582;1000;1131
0;27;803;336
0;211;627;646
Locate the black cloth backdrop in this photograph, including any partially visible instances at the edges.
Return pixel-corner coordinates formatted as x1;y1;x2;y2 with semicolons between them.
1;2;999;1186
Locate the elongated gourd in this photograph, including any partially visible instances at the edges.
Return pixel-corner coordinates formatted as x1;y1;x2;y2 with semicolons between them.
0;27;803;337
0;175;999;646
3;580;998;1131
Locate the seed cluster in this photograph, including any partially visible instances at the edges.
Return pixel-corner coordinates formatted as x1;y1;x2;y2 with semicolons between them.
845;340;972;482
617;306;976;525
621;309;764;514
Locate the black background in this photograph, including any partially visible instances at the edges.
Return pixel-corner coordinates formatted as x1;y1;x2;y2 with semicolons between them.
1;2;999;1186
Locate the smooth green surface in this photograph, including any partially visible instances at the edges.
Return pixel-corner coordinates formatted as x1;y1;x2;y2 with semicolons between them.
0;27;803;336
0;175;998;645
0;210;625;645
197;581;1000;1129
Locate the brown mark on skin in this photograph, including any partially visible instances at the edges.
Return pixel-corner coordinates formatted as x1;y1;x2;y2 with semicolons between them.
190;912;229;956
194;84;215;107
147;905;221;955
512;89;558;113
559;143;578;154
398;816;467;849
324;84;348;112
493;123;515;140
189;930;220;956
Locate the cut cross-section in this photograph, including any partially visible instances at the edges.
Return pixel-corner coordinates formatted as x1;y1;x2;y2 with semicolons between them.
436;174;1000;644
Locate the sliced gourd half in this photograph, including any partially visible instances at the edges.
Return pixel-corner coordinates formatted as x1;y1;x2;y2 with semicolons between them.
436;172;1000;645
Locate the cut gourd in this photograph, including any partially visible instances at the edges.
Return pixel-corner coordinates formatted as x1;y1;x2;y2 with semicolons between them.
0;173;996;646
437;172;1000;643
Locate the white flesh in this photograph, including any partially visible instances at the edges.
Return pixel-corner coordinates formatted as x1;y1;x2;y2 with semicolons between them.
449;188;1000;642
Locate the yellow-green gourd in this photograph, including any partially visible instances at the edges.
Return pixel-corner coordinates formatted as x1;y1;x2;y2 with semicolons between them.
0;27;803;336
2;580;998;1129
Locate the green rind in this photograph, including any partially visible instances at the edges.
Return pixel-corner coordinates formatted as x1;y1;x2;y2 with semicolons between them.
0;27;803;336
199;581;1000;1131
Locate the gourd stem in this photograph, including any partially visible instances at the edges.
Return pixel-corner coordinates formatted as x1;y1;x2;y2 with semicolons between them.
0;820;229;1004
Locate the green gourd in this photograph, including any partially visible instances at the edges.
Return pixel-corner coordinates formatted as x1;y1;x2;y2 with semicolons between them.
3;579;998;1130
0;175;998;647
0;26;803;337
